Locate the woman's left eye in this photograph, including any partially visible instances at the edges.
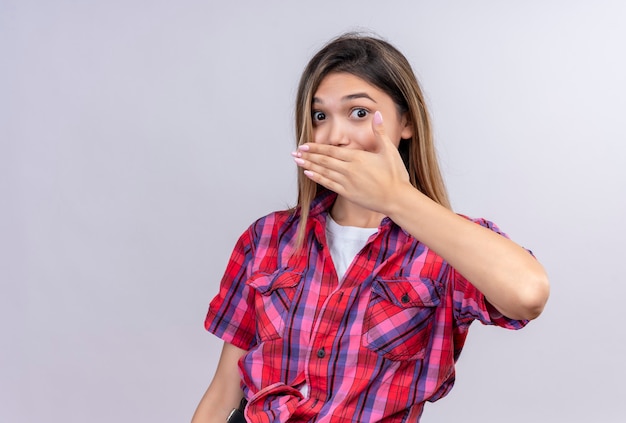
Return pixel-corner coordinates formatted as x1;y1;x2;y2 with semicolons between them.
350;108;369;119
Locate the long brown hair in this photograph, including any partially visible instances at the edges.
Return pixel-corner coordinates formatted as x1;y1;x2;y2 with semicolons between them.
294;33;451;245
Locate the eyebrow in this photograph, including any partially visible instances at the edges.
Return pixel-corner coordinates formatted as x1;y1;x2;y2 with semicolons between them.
312;92;377;104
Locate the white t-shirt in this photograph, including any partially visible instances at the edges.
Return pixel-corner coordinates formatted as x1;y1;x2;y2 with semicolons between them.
325;214;378;281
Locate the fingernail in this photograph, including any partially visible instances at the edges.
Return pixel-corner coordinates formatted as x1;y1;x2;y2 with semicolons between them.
294;157;305;165
298;144;310;151
291;151;301;158
373;111;383;125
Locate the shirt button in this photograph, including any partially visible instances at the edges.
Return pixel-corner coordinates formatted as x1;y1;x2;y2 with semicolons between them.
401;294;410;304
317;347;326;358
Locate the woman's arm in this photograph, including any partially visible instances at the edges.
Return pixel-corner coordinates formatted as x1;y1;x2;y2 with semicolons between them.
294;112;549;320
191;342;247;423
384;185;549;320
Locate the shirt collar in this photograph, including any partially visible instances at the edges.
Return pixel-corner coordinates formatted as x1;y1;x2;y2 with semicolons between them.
309;189;337;218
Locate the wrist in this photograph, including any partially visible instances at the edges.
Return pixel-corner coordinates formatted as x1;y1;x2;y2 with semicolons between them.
384;182;424;220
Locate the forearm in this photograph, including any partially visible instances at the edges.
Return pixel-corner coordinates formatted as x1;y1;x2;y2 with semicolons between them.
191;385;243;423
191;342;247;423
384;183;550;320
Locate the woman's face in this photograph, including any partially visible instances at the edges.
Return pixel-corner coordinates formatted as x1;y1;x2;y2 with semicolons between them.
311;72;413;150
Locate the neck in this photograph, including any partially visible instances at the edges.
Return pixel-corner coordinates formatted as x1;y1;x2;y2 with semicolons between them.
330;196;385;228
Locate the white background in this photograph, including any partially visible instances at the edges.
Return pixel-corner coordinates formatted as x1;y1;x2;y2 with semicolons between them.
2;1;625;422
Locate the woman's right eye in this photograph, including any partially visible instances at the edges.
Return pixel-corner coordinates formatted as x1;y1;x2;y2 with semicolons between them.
312;111;326;122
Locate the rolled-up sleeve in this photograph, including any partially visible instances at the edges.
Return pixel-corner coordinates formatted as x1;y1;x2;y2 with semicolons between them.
451;217;528;330
205;227;258;350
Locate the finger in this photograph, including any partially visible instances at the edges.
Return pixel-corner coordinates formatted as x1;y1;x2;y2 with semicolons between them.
293;145;360;175
293;154;347;181
371;111;395;152
302;169;347;197
297;150;350;173
297;143;353;161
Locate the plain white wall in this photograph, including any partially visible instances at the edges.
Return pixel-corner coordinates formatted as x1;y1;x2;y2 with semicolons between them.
2;0;625;422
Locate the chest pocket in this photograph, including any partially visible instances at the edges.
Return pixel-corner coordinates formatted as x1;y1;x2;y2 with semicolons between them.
246;269;302;342
362;277;441;361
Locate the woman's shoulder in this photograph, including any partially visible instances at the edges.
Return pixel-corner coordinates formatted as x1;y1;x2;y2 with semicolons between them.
250;207;298;227
243;208;300;241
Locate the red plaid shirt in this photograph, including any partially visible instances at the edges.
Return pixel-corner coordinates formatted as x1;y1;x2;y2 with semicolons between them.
205;191;527;422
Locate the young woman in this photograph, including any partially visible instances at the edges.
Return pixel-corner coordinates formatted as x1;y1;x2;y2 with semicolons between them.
192;33;549;423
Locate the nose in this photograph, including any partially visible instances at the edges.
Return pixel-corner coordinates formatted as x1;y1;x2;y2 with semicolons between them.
325;120;348;146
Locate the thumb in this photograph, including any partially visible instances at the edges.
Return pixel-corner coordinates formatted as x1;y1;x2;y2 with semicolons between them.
372;111;392;152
